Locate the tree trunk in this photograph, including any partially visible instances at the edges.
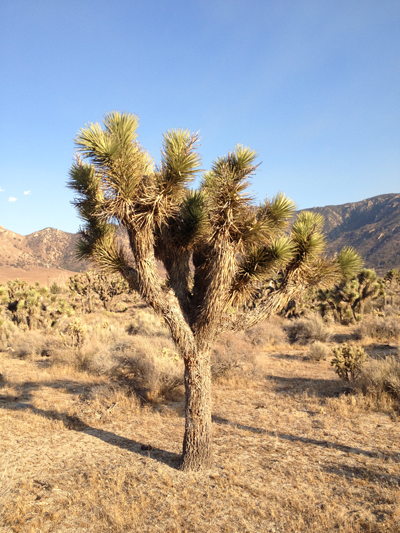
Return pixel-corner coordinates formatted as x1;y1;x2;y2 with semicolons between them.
180;348;213;471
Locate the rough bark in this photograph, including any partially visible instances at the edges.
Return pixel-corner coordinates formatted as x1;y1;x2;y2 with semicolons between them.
180;347;213;471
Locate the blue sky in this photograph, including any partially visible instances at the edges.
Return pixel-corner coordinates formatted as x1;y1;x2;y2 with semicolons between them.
1;0;399;235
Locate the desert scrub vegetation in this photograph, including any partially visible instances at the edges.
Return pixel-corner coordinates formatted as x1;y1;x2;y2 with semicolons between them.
317;268;385;324
306;340;331;362
68;270;129;312
355;314;400;341
356;355;400;402
211;331;260;382
331;343;368;382
244;316;288;348
285;312;332;345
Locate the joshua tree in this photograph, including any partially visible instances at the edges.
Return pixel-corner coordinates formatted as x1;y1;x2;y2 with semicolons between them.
318;268;384;323
69;270;128;311
68;271;96;313
91;271;129;311
68;111;362;471
384;269;400;307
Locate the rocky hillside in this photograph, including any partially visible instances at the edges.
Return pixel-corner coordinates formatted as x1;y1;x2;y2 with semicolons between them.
299;193;400;274
0;226;88;272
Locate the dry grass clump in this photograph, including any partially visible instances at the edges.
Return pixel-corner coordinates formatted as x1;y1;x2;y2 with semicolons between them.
211;331;259;382
355;315;400;341
126;309;171;337
245;317;288;347
8;329;48;359
305;340;331;362
383;304;400;317
78;383;142;423
110;335;184;402
356;355;400;402
0;453;16;524
285;312;332;345
0;318;18;352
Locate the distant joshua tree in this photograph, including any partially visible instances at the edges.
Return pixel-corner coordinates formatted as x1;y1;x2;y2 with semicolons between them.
68;112;362;471
68;270;128;312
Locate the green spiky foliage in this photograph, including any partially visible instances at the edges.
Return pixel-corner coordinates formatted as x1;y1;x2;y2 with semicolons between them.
68;111;363;471
317;268;384;323
93;272;129;311
68;270;129;312
3;280;73;330
68;271;97;313
384;268;400;307
331;343;367;382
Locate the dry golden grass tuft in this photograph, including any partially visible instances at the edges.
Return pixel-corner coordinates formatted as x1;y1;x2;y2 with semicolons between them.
1;310;400;532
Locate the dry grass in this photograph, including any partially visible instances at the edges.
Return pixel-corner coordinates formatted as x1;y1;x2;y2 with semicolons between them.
355;316;400;342
285;313;332;345
306;341;331;362
356;356;400;401
1;311;400;532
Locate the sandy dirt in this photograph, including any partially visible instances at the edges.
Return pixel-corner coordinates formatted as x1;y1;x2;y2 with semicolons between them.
1;345;399;532
0;267;77;287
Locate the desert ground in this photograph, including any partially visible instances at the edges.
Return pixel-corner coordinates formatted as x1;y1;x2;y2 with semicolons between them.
1;300;399;533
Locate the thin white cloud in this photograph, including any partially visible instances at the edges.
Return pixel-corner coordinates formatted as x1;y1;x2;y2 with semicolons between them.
0;187;4;192
9;197;17;202
23;191;31;195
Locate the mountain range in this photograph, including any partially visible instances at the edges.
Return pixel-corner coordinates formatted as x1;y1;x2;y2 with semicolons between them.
300;193;400;274
0;193;399;283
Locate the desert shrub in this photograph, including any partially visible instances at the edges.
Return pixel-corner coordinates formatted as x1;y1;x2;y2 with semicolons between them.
110;336;183;402
331;343;367;382
211;332;258;381
355;315;400;341
285;313;332;345
79;383;141;420
383;305;400;317
39;335;65;357
355;356;400;401
245;318;288;347
126;310;170;337
0;319;18;352
306;341;331;362
66;318;87;348
50;281;63;295
9;330;47;358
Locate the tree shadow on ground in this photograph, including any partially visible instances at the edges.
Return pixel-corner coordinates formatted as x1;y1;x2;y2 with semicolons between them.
363;343;399;360
0;395;182;469
332;331;357;343
212;415;266;434
322;460;400;486
273;432;400;461
266;352;305;362
264;374;350;397
212;415;399;463
0;376;104;402
0;375;182;469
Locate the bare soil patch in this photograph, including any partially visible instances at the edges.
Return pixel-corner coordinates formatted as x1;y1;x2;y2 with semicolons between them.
0;267;76;287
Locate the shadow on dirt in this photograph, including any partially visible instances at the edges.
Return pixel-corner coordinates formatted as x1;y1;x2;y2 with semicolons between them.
322;460;400;486
212;415;266;434
0;394;182;468
363;343;399;360
264;374;349;397
273;432;400;461
0;376;182;469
